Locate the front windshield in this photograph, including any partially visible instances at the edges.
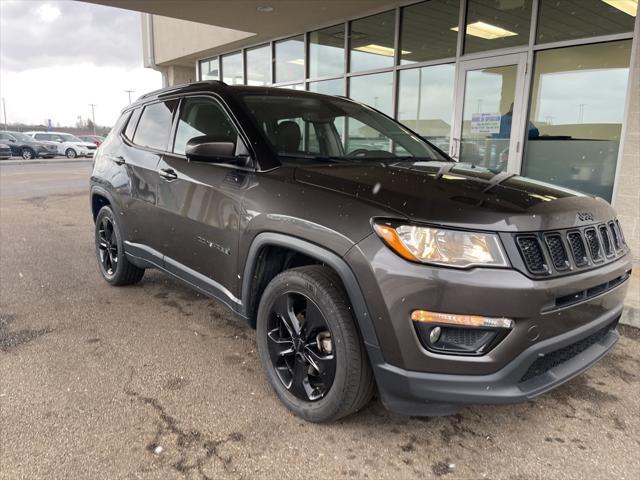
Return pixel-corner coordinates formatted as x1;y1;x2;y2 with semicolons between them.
11;132;32;142
240;93;448;162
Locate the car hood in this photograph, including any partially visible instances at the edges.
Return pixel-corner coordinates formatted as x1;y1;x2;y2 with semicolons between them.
294;161;616;232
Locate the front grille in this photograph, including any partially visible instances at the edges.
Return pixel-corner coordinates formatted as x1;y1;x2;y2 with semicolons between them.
516;236;548;274
599;225;613;257
519;320;617;383
513;218;627;278
609;221;621;251
585;228;602;262
567;231;588;267
544;234;569;271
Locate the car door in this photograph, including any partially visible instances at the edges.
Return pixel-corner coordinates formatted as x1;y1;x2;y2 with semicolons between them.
155;95;252;309
120;100;178;257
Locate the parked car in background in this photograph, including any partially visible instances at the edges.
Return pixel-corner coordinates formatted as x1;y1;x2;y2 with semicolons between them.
79;135;106;147
25;131;96;158
0;131;58;159
0;143;11;159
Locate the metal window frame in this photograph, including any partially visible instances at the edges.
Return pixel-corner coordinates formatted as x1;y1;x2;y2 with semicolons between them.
192;0;638;195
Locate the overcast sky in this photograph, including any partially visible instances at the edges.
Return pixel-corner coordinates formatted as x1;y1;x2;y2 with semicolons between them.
0;0;162;128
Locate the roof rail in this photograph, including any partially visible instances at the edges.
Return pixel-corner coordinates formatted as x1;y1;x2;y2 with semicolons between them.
138;80;228;101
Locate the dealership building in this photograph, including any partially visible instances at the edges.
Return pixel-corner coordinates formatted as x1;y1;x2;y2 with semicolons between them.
93;0;639;323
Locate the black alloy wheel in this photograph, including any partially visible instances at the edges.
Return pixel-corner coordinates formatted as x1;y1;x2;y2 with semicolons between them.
94;205;144;285
97;216;118;277
266;292;336;401
257;266;375;422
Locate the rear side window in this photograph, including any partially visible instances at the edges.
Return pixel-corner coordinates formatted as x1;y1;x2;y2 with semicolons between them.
132;100;177;150
123;109;141;141
34;133;50;140
173;97;240;155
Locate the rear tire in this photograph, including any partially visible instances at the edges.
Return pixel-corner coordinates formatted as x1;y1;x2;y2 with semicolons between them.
94;206;144;286
65;148;77;159
256;265;374;422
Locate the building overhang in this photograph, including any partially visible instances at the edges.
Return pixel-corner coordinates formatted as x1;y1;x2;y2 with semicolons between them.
84;0;394;66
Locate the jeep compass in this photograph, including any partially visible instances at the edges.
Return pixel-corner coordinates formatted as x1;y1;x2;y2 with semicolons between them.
90;81;631;422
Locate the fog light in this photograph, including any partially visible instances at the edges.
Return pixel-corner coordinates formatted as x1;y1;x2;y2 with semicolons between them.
412;310;513;355
429;326;442;343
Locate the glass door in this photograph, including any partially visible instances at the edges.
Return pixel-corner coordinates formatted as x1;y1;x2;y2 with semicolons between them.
451;53;527;173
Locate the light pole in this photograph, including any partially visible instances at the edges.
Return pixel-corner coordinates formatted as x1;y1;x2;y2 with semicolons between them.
89;103;97;135
2;98;7;129
124;89;134;104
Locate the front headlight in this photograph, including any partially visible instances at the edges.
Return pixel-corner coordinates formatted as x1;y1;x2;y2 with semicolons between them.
373;222;508;268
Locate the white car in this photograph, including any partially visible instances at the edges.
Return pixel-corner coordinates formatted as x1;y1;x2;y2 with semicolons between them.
25;131;96;158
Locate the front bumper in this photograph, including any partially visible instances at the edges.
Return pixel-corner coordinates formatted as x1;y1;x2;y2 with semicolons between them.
345;233;631;415
368;307;620;416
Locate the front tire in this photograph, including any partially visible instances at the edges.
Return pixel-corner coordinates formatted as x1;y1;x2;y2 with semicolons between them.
256;265;374;422
65;148;77;159
21;148;35;160
94;206;144;286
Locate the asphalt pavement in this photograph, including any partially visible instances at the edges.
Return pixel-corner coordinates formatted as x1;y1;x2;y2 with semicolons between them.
1;162;639;479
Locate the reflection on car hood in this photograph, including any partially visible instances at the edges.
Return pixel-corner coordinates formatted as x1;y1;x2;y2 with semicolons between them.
294;161;616;232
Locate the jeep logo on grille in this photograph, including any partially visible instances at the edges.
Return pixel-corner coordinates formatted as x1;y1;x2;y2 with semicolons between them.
576;211;594;222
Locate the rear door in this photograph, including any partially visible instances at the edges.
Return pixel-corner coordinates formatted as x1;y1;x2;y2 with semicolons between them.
155;95;252;309
120;99;178;257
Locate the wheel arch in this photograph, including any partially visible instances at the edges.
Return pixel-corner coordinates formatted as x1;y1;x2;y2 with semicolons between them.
90;186;119;222
241;233;379;349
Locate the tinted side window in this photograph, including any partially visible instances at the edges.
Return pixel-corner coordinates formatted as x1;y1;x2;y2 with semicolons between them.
132;101;177;150
173;98;239;155
123;108;142;141
0;133;11;141
34;134;50;140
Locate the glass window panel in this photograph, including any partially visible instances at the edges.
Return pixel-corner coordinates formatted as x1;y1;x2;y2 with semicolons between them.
348;72;394;153
200;58;219;80
133;101;177;151
174;98;239;155
397;64;455;153
349;72;394;116
309;24;345;78
463;0;532;54
222;52;243;85
537;0;637;44
400;0;460;65
308;78;345;96
349;11;396;72
459;64;519;171
246;45;271;85
275;35;305;83
523;40;633;202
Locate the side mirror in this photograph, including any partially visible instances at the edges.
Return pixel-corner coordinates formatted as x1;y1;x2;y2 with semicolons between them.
57;139;63;143
185;135;241;163
9;138;16;143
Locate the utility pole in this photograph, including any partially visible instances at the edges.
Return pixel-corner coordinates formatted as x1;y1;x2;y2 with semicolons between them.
124;89;134;104
89;103;97;135
2;98;7;129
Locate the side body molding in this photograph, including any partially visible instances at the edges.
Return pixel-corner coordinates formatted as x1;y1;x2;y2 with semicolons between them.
240;232;380;349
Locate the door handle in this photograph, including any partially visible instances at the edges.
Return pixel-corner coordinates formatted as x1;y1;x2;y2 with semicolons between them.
159;168;178;181
113;156;126;165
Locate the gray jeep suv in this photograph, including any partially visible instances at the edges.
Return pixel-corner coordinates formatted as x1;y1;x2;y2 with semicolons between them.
90;81;632;422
